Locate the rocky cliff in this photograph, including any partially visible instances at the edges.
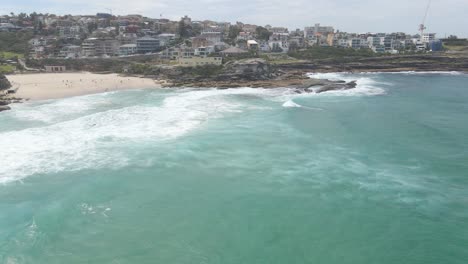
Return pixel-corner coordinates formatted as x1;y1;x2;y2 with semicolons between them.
0;74;12;91
0;74;13;112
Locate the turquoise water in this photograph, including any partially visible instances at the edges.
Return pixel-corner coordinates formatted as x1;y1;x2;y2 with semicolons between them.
1;72;467;263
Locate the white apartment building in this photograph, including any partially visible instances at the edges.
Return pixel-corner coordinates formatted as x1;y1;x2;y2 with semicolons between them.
304;23;334;40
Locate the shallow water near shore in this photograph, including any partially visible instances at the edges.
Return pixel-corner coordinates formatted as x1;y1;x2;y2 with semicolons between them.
1;72;468;263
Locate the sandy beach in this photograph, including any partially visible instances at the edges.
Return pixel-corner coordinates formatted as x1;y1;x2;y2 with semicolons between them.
5;72;162;100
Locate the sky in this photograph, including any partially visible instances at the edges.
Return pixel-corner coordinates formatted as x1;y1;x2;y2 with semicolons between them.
1;0;467;37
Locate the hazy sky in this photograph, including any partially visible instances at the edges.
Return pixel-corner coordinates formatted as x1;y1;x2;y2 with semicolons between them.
1;0;467;37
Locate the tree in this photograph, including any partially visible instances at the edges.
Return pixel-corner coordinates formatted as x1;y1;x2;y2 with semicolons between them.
255;26;272;41
37;21;43;33
227;25;241;45
87;23;97;34
289;42;299;52
178;19;192;39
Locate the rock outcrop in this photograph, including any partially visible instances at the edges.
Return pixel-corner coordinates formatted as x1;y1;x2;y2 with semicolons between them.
0;106;11;112
293;79;357;94
0;74;12;91
161;58;360;93
220;59;272;80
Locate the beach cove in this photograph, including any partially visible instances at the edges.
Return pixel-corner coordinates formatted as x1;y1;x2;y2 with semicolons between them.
5;72;162;101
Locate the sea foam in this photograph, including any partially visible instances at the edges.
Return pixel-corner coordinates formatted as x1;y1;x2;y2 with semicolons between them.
0;89;257;183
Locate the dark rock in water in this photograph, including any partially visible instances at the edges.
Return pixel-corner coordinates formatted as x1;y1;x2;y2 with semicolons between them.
345;81;357;88
0;106;11;112
315;84;342;93
0;100;9;106
294;78;328;89
333;80;347;84
315;80;358;94
294;89;303;94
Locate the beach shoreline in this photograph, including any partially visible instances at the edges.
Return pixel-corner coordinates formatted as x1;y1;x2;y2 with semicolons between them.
5;72;163;101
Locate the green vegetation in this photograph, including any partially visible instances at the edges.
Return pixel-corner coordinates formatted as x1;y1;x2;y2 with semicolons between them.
442;39;468;52
178;19;193;39
0;31;34;55
442;39;468;46
127;63;153;75
178;65;223;77
226;26;242;45
0;65;16;74
260;53;301;65
26;58;128;73
222;51;259;63
255;26;272;41
288;46;380;60
0;51;24;60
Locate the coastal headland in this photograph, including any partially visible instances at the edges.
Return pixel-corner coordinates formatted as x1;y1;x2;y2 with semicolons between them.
1;53;467;112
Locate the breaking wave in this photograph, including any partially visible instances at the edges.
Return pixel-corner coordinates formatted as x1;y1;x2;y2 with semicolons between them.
282;100;302;108
0;89;266;183
304;72;386;96
0;82;386;183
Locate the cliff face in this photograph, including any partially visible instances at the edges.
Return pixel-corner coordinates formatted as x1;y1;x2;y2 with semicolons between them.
0;74;12;91
162;58;277;87
0;74;13;112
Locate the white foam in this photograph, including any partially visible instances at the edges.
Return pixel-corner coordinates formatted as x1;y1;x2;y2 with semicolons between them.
0;85;389;183
305;72;386;96
307;72;352;81
10;93;113;123
381;71;465;76
282;100;302;108
0;89;262;183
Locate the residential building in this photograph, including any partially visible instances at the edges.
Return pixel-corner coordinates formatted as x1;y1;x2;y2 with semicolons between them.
269;27;288;33
136;37;160;54
220;46;248;57
82;38;97;57
59;45;81;58
304;23;334;40
157;33;176;46
348;38;362;49
192;37;209;48
117;33;138;45
194;46;214;56
95;39;120;56
201;31;222;45
236;32;252;41
247;40;259;50
289;36;305;49
119;44;138;56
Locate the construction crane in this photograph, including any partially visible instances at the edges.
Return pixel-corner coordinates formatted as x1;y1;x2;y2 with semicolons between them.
419;0;431;42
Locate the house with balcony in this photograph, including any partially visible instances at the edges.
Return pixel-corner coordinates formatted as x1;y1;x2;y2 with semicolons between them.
157;33;176;46
201;31;223;45
119;44;138;56
136;37;160;54
58;45;81;58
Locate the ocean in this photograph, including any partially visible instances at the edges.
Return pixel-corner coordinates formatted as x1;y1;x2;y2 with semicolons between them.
1;72;467;263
